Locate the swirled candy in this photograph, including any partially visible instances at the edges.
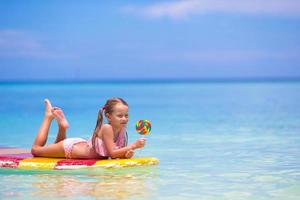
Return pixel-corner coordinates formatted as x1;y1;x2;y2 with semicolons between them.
135;120;151;135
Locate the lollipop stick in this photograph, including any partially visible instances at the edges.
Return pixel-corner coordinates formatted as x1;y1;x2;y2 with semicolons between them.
137;135;145;158
135;119;151;158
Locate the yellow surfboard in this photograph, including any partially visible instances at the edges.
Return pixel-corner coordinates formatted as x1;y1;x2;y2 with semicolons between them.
0;147;159;170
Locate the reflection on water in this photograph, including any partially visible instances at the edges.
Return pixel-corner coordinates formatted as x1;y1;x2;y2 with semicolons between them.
0;167;158;200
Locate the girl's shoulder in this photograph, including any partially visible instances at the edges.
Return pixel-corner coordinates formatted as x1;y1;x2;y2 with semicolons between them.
100;124;113;132
97;124;113;138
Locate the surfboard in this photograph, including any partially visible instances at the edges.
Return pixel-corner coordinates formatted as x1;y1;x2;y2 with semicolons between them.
0;147;159;170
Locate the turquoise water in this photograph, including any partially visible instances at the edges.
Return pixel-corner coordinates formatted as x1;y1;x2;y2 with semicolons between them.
1;81;300;199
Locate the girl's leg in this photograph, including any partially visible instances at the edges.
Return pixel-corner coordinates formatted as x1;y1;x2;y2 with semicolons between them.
32;99;54;147
54;126;67;144
31;99;66;157
32;141;65;158
53;108;69;143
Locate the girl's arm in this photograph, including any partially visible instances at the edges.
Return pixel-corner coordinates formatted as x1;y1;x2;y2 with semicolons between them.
101;125;145;159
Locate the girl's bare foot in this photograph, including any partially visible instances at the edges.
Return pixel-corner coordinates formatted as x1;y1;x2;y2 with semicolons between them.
44;99;54;119
52;108;69;129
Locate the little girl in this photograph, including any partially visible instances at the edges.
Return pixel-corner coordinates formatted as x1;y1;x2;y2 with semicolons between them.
31;98;146;159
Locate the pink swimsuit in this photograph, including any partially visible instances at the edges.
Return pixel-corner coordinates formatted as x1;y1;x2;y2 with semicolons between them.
63;128;126;159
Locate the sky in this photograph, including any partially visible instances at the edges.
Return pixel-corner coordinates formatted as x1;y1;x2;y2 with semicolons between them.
0;0;300;81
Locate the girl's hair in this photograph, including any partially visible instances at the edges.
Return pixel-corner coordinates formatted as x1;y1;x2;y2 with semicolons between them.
91;97;128;150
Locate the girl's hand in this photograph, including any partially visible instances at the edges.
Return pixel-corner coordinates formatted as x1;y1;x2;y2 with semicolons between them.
133;138;146;149
125;149;134;158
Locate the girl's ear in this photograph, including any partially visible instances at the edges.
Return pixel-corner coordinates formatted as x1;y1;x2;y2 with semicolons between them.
106;113;111;121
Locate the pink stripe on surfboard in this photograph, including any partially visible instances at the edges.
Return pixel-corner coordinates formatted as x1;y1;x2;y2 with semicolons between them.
55;159;97;169
0;147;32;167
0;156;23;168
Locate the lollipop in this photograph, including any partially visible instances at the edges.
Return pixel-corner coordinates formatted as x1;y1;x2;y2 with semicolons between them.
135;120;151;136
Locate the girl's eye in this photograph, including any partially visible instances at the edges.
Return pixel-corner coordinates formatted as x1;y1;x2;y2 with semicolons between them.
117;114;128;118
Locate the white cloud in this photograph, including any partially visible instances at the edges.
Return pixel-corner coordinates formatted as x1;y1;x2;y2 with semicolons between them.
123;0;300;19
0;30;61;59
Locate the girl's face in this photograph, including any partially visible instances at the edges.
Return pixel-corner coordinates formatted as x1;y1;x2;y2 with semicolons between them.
107;103;129;128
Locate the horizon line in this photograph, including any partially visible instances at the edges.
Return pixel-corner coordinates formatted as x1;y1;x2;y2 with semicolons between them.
1;77;300;84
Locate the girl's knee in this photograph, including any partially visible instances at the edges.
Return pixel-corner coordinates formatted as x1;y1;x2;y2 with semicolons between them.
31;145;41;157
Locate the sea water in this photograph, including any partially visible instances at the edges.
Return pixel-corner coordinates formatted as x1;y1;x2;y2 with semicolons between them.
0;80;300;200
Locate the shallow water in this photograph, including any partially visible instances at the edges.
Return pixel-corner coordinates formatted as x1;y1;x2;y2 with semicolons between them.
1;81;300;199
